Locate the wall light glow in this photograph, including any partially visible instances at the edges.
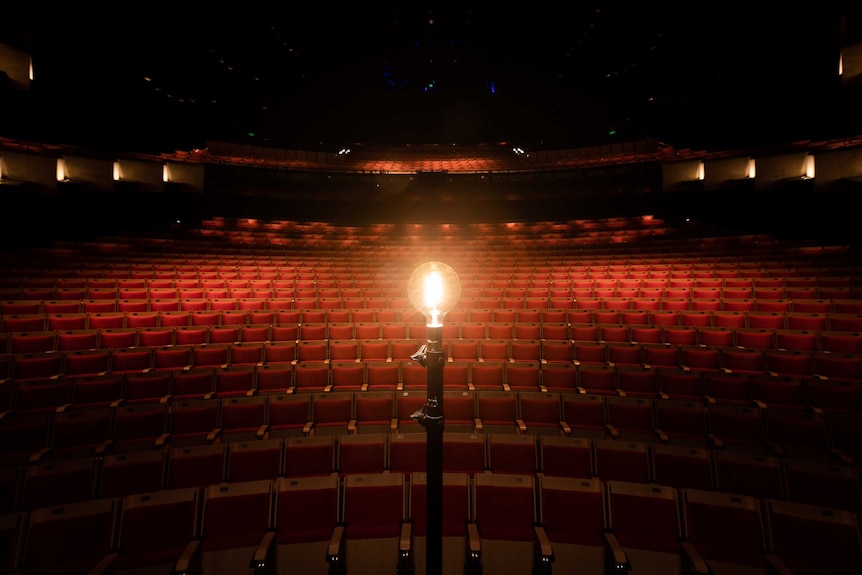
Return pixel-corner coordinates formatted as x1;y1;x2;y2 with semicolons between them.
804;154;815;179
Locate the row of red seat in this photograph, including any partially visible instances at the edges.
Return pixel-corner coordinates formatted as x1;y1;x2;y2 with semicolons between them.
3;324;862;354
15;270;852;285
5;294;862;313
2;284;860;299
2;386;861;510
4;308;862;334
3;427;859;511
3;339;862;381
7;467;858;574
4;359;862;419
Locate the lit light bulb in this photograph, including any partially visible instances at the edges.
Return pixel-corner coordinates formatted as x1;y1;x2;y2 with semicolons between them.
407;261;461;327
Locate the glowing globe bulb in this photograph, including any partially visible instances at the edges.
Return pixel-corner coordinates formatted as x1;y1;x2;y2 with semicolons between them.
407;261;461;327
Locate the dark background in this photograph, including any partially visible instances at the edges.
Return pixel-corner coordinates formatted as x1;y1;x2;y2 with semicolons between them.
2;5;860;155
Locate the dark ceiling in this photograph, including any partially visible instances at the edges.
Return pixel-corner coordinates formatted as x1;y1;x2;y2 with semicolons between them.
2;5;859;155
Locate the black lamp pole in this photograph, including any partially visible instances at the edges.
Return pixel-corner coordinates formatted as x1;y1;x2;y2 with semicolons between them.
407;261;459;575
424;324;445;575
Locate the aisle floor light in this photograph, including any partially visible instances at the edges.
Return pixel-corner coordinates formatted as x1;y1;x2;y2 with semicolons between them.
407;261;461;575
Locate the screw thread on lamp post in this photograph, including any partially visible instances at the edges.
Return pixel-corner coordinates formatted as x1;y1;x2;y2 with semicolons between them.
425;324;445;575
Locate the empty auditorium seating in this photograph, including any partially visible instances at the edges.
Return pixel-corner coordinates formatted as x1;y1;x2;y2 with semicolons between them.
764;498;862;574
111;487;201;573
18;496;119;574
680;488;771;573
605;480;694;574
538;475;611;574
341;472;409;574
198;479;274;575
2;214;862;574
469;472;551;574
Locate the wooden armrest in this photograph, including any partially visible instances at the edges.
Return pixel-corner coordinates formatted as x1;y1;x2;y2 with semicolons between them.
576;386;586;394
705;433;724;449
159;394;172;404
474;418;483;433
28;448;51;464
55;403;73;413
467;522;481;555
605;424;620;439
603;532;629;570
286;386;295;394
174;538;201;573
255;424;269;440
155;433;170;447
399;522;413;569
702;395;716;404
390;418;398;433
679;540;709;574
560;421;571;435
251;530;276;568
765;552;795;575
467;382;476;391
752;399;768;409
245;388;257;397
90;552;119;574
539;385;548;392
348;419;357;434
765;441;785;457
324;384;333;393
399;521;412;552
830;448;855;466
109;398;126;408
806;404;824;415
656;391;669;400
327;524;346;561
534;525;554;563
396;382;404;391
94;440;114;456
502;383;511;391
361;383;369;391
516;419;527;433
303;421;314;435
206;428;222;443
616;389;627;397
653;428;669;443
